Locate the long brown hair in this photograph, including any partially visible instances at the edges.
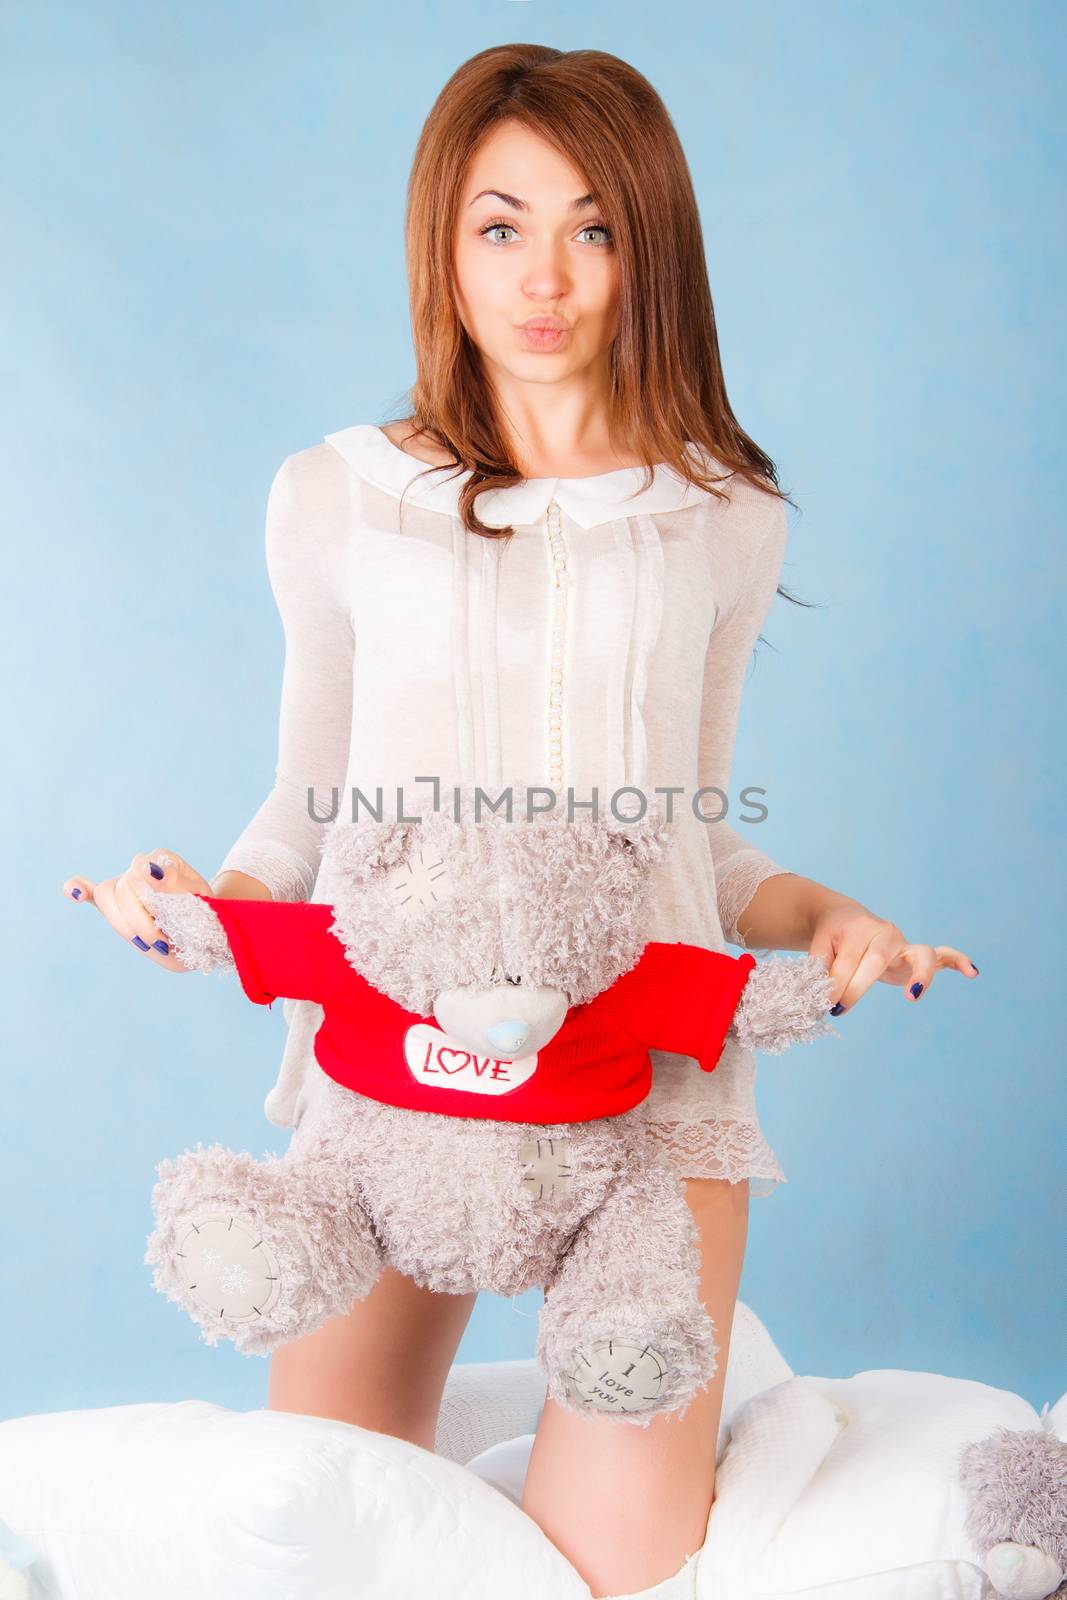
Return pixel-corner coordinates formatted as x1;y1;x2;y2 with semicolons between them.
391;43;810;611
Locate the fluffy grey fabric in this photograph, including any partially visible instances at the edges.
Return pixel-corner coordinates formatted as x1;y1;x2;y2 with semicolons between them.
959;1426;1067;1599
145;1129;382;1357
537;1143;718;1428
146;788;841;1422
148;1065;720;1422
731;952;840;1054
321;778;676;1015
139;886;235;977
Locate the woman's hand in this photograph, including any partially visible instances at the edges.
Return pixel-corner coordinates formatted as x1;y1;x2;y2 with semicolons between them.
807;892;980;1015
62;850;215;974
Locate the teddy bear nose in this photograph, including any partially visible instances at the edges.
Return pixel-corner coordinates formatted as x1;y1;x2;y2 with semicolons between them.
486;1019;530;1055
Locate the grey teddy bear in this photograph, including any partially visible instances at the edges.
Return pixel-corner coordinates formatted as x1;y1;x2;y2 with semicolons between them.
142;785;837;1426
958;1422;1067;1600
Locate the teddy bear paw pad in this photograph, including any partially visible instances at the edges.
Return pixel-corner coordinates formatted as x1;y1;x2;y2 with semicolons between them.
984;1541;1064;1600
567;1339;669;1413
176;1213;283;1322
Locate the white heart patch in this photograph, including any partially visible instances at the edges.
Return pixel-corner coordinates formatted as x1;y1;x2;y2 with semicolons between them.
403;1023;538;1096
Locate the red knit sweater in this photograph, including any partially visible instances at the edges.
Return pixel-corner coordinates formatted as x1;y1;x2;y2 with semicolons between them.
198;894;756;1125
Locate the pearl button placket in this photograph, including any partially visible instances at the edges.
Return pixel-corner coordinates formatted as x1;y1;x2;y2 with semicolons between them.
545;498;569;791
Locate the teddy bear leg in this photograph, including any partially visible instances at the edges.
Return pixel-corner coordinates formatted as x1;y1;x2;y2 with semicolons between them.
144;1141;384;1356
537;1152;718;1427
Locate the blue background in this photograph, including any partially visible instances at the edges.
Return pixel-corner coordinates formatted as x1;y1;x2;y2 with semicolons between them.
4;1;1063;1420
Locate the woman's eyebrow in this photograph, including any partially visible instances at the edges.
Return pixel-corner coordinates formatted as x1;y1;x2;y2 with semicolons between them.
467;189;597;213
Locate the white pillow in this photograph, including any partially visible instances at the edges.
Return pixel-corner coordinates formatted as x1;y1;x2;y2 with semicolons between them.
434;1355;549;1465
701;1368;1049;1599
0;1400;589;1600
0;1299;792;1599
465;1430;538;1508
4;1308;1048;1600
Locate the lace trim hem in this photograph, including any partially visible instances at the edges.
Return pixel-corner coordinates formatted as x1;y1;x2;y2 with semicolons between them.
641;1116;787;1198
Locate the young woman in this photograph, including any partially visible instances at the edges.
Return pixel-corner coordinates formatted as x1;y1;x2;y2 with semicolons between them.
66;44;978;1600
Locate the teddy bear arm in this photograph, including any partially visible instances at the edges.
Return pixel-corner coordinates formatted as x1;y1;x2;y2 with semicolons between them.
139;888;237;977
196;894;346;1008
608;944;754;1073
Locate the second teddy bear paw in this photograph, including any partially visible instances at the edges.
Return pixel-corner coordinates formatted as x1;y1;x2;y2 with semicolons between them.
566;1338;671;1414
173;1213;283;1325
983;1543;1064;1600
541;1301;719;1428
145;1142;384;1355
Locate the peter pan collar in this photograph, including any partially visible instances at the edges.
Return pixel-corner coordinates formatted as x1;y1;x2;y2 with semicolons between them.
323;422;725;530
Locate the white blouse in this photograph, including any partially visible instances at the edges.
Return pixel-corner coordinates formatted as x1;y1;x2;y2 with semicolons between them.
213;423;796;1195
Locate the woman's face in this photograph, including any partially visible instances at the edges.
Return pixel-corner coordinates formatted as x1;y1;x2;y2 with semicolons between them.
453;119;619;385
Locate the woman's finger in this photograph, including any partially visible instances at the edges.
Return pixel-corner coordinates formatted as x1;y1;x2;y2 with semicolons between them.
882;942;980;990
898;943;938;1002
62;852;199;972
135;849;214;898
893;942;980;1002
117;851;208;969
827;932;902;1014
936;944;980;978
62;875;96;905
112;858;178;960
83;873;139;945
807;926;850;1002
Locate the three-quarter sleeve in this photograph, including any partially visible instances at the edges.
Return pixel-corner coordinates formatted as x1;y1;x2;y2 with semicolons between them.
699;494;796;948
211;452;355;902
196;895;351;1009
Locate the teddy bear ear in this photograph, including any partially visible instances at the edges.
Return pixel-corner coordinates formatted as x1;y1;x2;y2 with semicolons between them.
323;818;414;880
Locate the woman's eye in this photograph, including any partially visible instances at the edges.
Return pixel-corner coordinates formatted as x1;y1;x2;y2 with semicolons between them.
476;219;613;248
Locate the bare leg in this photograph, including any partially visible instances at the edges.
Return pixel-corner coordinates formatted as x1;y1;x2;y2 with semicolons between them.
520;1176;750;1598
268;1264;479;1453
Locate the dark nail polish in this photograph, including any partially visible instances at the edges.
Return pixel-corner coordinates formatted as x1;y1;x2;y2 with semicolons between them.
153;940;170;954
132;935;150;950
71;887;81;898
148;861;164;880
910;981;924;998
971;963;979;974
830;1002;845;1015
